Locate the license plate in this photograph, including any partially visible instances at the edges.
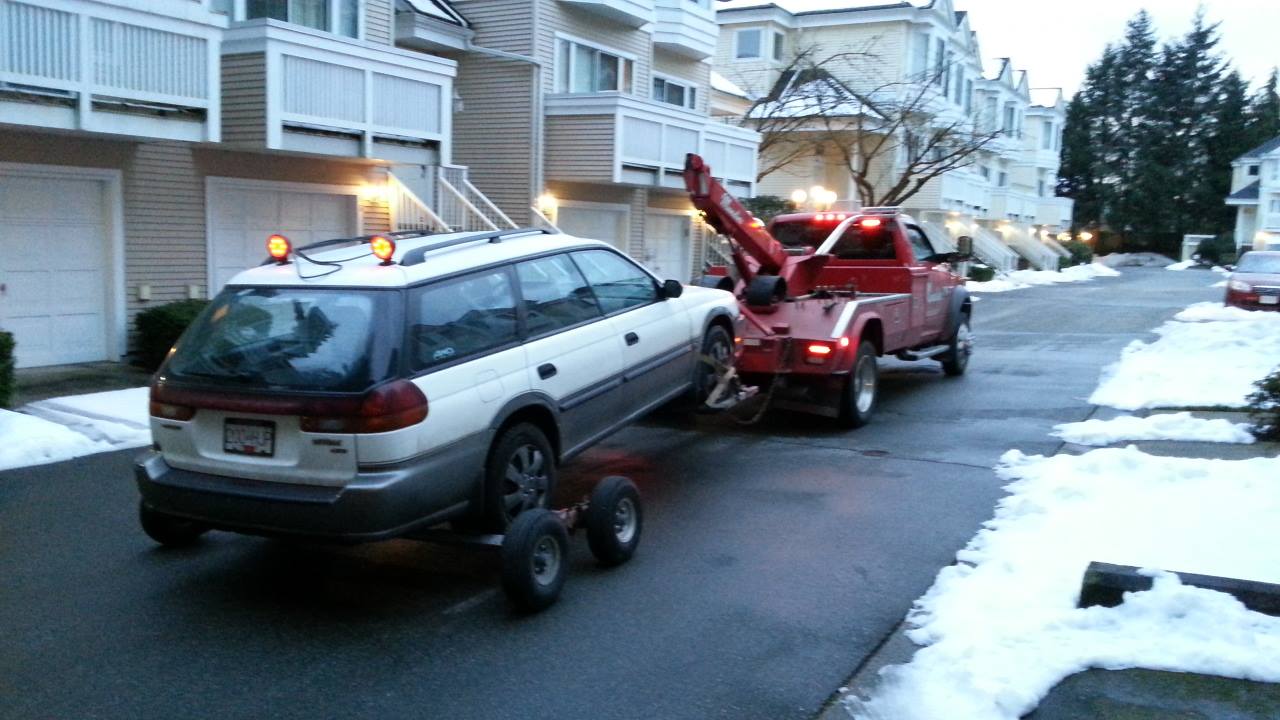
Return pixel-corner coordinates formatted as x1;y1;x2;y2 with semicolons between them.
1261;296;1278;305
224;419;276;457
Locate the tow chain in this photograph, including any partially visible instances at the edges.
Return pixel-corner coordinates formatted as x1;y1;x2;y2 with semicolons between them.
698;353;774;425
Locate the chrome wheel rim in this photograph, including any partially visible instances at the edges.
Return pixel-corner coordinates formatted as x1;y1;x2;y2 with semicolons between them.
503;444;549;521
531;536;561;587
612;497;637;545
956;324;973;368
854;356;877;414
699;334;732;396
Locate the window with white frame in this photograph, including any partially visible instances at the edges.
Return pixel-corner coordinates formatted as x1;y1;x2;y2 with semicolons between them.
773;31;785;61
735;28;763;59
952;69;964;106
246;0;358;38
1271;197;1280;214
556;39;633;94
998;170;1008;187
1248;165;1259;176
963;79;973;114
1042;120;1054;150
1003;103;1016;135
912;34;929;76
979;165;990;180
933;39;945;85
653;76;696;109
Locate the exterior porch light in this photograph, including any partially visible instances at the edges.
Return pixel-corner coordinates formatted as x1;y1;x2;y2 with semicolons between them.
360;183;390;203
1057;232;1071;242
1079;231;1094;242
790;189;809;205
536;192;559;224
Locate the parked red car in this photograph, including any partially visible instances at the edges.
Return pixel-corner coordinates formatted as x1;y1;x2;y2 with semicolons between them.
1225;251;1280;310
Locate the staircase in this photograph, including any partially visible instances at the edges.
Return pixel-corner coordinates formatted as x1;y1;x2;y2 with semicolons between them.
916;219;958;253
971;226;1021;273
1003;225;1059;271
389;165;518;233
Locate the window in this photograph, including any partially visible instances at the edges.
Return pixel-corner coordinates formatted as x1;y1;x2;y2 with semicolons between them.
516;254;601;336
1248;165;1260;177
408;269;518;372
1038;179;1047;197
1271;197;1280;214
829;222;898;260
735;28;762;59
1003;104;1016;134
904;225;935;263
571;250;658;314
912;34;930;76
556;39;633;94
998;171;1008;187
963;79;973;114
772;31;785;61
952;69;964;106
985;97;997;131
933;39;945;85
979;165;991;180
1042;120;1054;150
246;0;358;38
653;77;696;109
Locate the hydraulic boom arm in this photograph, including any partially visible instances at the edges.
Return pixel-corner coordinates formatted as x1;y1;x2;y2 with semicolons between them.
683;153;788;280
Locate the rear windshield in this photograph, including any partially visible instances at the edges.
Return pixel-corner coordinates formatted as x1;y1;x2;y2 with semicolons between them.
1236;254;1280;274
771;220;898;260
165;287;400;392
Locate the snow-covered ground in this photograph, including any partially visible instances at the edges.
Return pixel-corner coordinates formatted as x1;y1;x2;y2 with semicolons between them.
968;263;1121;293
848;448;1280;720
1091;302;1280;409
1053;412;1254;446
1096;252;1174;268
1164;260;1229;273
1;387;149;472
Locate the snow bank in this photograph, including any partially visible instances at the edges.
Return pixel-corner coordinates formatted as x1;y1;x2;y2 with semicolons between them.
1052;412;1254;446
1090;304;1280;409
1165;259;1196;270
23;387;150;446
847;448;1280;720
1096;252;1175;268
0;410;112;471
967;264;1121;293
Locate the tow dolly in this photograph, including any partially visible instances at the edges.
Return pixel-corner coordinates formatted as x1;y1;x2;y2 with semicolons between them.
683;153;974;425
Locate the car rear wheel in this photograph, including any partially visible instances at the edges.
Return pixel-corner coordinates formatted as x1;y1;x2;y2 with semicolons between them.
139;502;209;547
481;423;556;533
691;325;734;408
838;341;879;428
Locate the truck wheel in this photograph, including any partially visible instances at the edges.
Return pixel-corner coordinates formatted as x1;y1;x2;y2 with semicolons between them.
481;423;556;533
745;275;786;308
940;319;973;377
500;509;569;612
839;341;879;428
585;476;642;567
691;325;734;407
139;502;208;547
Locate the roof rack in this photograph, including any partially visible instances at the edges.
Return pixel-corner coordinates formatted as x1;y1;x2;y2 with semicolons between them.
399;228;555;267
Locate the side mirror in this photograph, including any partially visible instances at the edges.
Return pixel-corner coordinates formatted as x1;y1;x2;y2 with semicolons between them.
661;279;684;299
956;236;974;257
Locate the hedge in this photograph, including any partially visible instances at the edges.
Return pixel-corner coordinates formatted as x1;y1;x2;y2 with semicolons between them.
0;331;14;409
134;299;209;371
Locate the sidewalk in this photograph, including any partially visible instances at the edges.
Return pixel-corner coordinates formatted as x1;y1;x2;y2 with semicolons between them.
821;409;1280;720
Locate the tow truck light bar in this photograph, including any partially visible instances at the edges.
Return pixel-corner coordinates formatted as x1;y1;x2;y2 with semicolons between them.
266;234;291;264
369;235;396;264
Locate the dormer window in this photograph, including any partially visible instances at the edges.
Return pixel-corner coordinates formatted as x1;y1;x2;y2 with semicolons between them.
735;28;763;60
1249;165;1260;177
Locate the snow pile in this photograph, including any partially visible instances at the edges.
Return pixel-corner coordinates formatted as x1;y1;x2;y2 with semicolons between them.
1096;252;1175;268
23;387;150;446
0;410;111;471
967;263;1121;293
847;448;1280;720
1174;301;1260;322
1053;412;1254;446
1165;259;1196;270
1090;304;1280;409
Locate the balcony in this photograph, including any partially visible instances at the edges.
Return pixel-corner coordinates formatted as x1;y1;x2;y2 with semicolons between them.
653;0;717;60
1036;196;1073;228
220;20;455;163
558;0;654;28
0;0;223;141
988;187;1039;223
544;92;759;194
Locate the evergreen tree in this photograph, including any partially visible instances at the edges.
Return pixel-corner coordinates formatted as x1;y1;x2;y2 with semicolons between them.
1057;94;1099;227
1246;68;1280;147
1202;70;1252;234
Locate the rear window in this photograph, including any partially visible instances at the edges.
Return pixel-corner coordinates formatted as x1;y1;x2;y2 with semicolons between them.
771;220;898;260
166;287;401;392
1236;253;1280;274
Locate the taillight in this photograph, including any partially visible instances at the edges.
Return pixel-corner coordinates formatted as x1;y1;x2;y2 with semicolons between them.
859;217;883;229
805;342;833;364
300;380;428;434
150;378;196;420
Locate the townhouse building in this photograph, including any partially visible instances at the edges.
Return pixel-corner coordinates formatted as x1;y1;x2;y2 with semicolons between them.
712;0;1073;272
0;0;760;370
1226;136;1280;251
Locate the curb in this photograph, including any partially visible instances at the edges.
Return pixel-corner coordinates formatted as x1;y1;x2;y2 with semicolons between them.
1080;561;1280;617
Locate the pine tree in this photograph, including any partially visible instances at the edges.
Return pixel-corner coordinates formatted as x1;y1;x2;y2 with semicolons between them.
1202;70;1252;234
1058;94;1098;228
1246;68;1280;147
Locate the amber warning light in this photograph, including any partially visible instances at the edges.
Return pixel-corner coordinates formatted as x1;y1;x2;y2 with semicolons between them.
370;235;396;264
267;234;291;263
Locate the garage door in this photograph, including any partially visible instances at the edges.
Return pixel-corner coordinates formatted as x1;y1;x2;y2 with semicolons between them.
556;205;627;251
208;184;357;291
644;213;692;282
0;174;110;368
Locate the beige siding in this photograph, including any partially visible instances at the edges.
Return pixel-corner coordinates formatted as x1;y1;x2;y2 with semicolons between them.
124;143;207;318
798;23;908;94
713;22;784;99
652;49;711;114
450;0;536;54
535;0;652;98
365;0;394;45
221;53;266;147
544;115;614;185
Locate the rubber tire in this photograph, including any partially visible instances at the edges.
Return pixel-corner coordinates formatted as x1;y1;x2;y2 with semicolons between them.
838;341;880;428
691;325;734;408
940;318;971;377
479;423;557;534
500;509;569;613
139;502;208;547
584;476;643;567
698;274;735;292
745;275;787;308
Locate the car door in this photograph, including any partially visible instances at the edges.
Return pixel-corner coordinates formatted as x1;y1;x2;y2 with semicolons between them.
514;253;624;455
903;223;951;341
571;248;695;419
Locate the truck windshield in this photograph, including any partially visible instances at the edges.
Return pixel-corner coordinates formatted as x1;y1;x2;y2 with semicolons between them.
165;287;401;392
771;220;897;260
1236;254;1280;274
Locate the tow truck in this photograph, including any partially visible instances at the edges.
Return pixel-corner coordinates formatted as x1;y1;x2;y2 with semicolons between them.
685;153;973;426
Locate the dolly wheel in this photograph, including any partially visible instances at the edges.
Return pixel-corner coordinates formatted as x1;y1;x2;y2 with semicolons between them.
500;509;569;612
585;476;643;567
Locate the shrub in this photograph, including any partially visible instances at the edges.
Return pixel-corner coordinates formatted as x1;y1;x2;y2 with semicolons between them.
967;263;996;282
740;195;795;223
1247;368;1280;441
134;299;209;371
0;331;14;409
1194;235;1238;266
1063;239;1094;266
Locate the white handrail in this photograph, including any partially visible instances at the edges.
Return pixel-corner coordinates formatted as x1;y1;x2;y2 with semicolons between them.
389;174;449;232
438;175;499;231
464;177;517;229
529;206;561;233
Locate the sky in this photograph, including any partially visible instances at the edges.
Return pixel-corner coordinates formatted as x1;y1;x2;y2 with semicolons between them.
957;0;1278;96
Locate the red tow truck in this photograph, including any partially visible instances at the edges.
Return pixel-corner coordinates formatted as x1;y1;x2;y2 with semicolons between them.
684;153;973;426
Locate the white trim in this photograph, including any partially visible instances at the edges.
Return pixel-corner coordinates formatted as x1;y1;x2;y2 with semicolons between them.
552;31;639;62
0;162;126;363
203;176;366;291
732;27;764;61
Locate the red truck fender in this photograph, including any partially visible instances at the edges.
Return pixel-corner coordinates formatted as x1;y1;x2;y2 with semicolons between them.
845;313;885;363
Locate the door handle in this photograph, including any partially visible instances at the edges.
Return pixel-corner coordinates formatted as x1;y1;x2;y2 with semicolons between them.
624;332;639;346
537;363;557;379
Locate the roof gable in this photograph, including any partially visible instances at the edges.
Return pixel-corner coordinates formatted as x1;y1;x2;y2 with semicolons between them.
1238;135;1280;161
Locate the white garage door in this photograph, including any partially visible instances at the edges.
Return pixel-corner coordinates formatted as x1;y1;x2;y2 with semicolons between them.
645;213;692;282
209;184;357;291
0;174;110;368
556;205;628;250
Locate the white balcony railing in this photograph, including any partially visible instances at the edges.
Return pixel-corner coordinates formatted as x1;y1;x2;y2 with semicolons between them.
0;0;223;141
1036;196;1073;228
653;0;717;60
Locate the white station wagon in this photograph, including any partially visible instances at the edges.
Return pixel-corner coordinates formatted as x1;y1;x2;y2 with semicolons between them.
135;228;739;545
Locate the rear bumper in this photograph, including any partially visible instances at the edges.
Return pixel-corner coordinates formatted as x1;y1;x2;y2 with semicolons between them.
135;443;481;542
